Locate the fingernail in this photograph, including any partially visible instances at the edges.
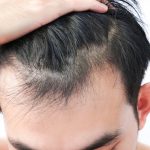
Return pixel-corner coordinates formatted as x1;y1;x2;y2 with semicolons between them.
100;3;108;11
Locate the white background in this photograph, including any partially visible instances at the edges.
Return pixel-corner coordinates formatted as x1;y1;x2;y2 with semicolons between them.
0;0;150;146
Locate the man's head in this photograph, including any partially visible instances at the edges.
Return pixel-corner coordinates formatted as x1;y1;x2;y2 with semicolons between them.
0;0;150;149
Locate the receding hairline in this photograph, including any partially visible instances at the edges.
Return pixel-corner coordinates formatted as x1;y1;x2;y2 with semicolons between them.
0;60;126;113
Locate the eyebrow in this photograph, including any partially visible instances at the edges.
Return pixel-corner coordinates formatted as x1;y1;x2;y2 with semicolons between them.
82;130;121;150
8;138;37;150
8;130;121;150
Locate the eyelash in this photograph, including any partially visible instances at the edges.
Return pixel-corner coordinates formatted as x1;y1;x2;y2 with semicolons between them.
90;147;114;150
17;148;30;150
94;145;116;150
91;148;115;150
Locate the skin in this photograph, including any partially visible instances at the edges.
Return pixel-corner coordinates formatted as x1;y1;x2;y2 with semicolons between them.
0;1;150;149
0;139;8;150
0;0;108;45
0;66;150;150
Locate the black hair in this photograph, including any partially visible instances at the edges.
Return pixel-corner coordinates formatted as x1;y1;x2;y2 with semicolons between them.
0;0;150;115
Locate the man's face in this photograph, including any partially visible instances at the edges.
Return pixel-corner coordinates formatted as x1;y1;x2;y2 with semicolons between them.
0;66;139;150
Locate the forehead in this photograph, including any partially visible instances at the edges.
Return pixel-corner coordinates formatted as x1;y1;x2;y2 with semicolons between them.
0;66;131;149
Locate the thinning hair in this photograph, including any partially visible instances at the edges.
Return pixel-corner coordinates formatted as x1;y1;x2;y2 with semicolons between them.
0;0;150;113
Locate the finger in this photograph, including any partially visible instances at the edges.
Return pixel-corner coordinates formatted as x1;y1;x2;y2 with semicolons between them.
72;0;108;13
90;0;108;13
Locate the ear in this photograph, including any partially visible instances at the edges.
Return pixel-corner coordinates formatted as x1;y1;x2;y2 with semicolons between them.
138;83;150;130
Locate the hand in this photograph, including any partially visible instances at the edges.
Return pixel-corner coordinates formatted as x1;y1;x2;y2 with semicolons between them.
0;0;108;45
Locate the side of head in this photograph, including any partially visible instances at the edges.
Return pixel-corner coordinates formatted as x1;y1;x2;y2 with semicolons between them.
0;0;150;149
